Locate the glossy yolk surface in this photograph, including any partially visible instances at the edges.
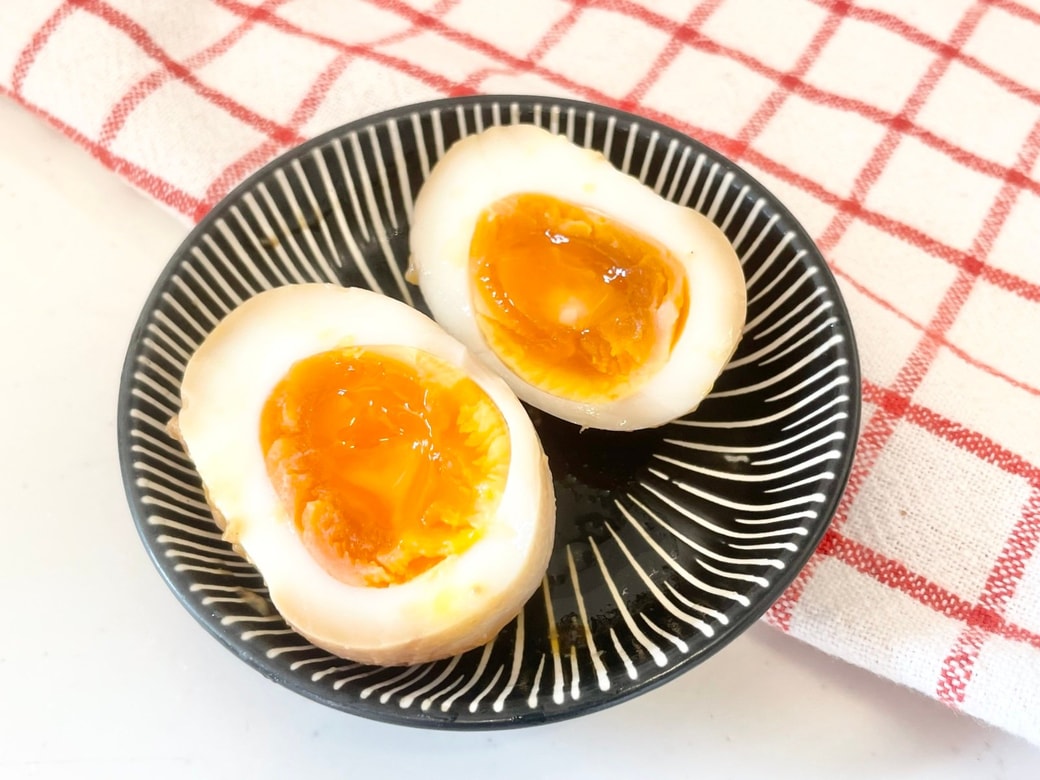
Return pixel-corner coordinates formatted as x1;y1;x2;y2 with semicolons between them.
469;193;689;401
259;345;510;588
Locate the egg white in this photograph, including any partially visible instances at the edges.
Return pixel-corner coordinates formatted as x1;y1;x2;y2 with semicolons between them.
409;123;747;431
175;283;556;666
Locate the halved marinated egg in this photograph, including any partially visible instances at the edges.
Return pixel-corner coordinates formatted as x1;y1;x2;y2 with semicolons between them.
409;124;746;431
173;284;555;666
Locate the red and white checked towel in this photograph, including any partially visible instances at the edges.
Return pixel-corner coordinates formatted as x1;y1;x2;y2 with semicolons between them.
7;0;1039;744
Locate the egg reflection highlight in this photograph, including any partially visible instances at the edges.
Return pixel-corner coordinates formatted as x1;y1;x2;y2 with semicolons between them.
174;284;555;666
409;124;747;431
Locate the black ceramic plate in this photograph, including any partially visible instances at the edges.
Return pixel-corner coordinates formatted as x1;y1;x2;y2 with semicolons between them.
118;95;860;729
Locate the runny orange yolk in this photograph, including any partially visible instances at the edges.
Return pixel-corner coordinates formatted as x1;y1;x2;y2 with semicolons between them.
469;192;690;401
259;345;510;588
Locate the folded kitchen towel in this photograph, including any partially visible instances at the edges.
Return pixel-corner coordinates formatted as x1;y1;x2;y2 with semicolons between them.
5;0;1040;745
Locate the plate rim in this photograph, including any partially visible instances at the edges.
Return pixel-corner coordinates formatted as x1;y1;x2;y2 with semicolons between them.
116;93;862;729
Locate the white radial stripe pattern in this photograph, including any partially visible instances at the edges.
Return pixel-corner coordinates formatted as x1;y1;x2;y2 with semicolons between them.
730;196;766;251
161;538;244;560
675;386;850;430
566;546;610;691
643;616;689;653
158;293;205;346
665;413;846;455
118;97;858;728
365;125;400;233
664;145;691;201
288;158;341;282
737;212;779;263
180;262;234;318
193;240;251;301
255;182;319;284
236;198;301;285
133;367;179;408
541;576;566;706
588;538;668;667
694;161;718;213
527;655;547;707
620;121;638;173
386;119;414;224
619;496;782;574
493;610;527;711
760;317;840;369
211;221;272;292
130;444;194;478
744;270;822;333
316;145;380;291
380;664;436;704
439;642;495;712
653;449;840;483
744;232;797;293
616;509;755;605
677;152;704;207
605;522;715;637
348;131;412;304
145;324;191;367
652;138;677;194
269;168;335;284
710;345;845;398
399;655;460;709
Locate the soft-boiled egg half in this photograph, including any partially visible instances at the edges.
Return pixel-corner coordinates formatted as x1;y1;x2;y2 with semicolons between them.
173;284;555;666
410;124;747;431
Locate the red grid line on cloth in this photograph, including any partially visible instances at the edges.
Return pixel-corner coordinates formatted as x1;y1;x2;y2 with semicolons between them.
989;0;1040;27
526;0;586;62
623;0;1040;198
197;0;463;215
815;529;1040;653
827;375;1040;685
621;0;727;106
768;0;990;631
0;82;203;215
458;0;588;95
9;1;74;96
938;488;1040;704
74;0;302;145
13;0;485;187
931;113;1040;700
195;0;475;217
736;146;1040;305
686;18;1040;198
721;2;851;159
196;51;351;220
590;0;1040;208
816;1;990;254
831;266;1040;400
807;0;1040;109
367;0;723;121
211;0;470;98
860;380;1040;485
96;0;293;149
905;402;1040;484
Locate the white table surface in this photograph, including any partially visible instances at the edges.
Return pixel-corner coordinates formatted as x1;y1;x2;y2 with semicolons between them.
2;94;1039;780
